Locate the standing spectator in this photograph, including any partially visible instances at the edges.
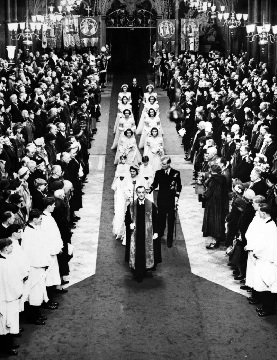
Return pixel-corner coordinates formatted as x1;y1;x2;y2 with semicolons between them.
202;164;229;249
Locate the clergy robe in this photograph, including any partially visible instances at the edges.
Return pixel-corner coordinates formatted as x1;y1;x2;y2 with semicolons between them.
246;217;277;292
9;239;30;311
0;254;24;335
21;225;50;306
41;212;63;287
125;199;161;277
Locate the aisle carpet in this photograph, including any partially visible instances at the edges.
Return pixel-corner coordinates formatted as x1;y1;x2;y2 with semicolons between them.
9;71;277;360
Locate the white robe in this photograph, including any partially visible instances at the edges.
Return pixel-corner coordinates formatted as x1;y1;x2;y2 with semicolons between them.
245;213;262;289
9;239;30;311
41;212;63;287
0;254;24;335
246;216;277;292
21;225;50;306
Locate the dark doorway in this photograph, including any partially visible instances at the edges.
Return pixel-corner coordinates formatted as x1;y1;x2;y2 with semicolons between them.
107;28;155;72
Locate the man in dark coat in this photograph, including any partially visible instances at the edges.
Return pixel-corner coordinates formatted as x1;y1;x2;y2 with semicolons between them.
129;78;143;125
149;156;182;248
222;132;236;162
63;148;82;221
56;123;68;154
53;192;72;284
246;168;268;198
125;186;160;283
233;145;253;183
202;164;229;249
263;134;277;167
31;178;47;211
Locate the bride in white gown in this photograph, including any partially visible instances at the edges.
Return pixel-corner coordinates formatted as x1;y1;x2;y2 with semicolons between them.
114;128;141;165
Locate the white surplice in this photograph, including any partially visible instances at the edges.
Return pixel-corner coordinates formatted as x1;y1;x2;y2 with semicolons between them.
41;212;63;287
0;254;24;335
21;225;50;306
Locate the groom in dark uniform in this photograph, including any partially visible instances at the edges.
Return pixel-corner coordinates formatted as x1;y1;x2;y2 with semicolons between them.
125;186;161;283
149;156;182;248
129;78;143;125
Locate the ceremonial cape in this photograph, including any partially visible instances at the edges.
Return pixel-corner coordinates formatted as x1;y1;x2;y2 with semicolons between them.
129;199;154;270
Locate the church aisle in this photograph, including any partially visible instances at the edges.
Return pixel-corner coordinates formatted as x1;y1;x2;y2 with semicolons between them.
13;72;277;360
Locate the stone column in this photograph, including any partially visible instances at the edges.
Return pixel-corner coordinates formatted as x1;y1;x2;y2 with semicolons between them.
100;15;106;49
6;0;11;46
253;0;260;63
175;0;180;57
14;0;18;22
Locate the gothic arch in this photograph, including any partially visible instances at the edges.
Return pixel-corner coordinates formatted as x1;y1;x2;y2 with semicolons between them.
98;0;168;16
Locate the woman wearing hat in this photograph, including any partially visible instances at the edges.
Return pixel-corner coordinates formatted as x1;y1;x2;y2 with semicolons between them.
137;95;159;135
111;109;136;150
118;84;132;105
114;96;133;134
17;167;32;216
139;108;163;149
115;129;141;166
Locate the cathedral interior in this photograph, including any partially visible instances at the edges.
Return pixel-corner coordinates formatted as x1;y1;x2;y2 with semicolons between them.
2;1;277;359
1;0;277;72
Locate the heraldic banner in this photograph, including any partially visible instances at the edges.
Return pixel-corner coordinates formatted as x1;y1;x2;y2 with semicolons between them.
181;19;199;52
157;19;176;43
79;16;100;47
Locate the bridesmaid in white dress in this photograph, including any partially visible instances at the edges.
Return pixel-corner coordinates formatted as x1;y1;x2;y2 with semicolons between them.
143;84;157;104
111;167;128;240
118;84;132;104
137;95;159;135
114;128;141;165
111;109;136;149
114;96;133;133
144;127;164;173
139;108;162;149
111;155;129;189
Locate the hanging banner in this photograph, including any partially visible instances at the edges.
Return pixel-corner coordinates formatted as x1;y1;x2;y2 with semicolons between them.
56;23;63;49
79;17;99;39
181;19;199;52
157;20;175;43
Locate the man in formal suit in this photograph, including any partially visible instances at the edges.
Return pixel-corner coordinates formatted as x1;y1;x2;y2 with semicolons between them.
149;156;182;248
233;145;253;183
261;133;277;168
222;132;236;162
129;78;143;125
248;168;268;197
